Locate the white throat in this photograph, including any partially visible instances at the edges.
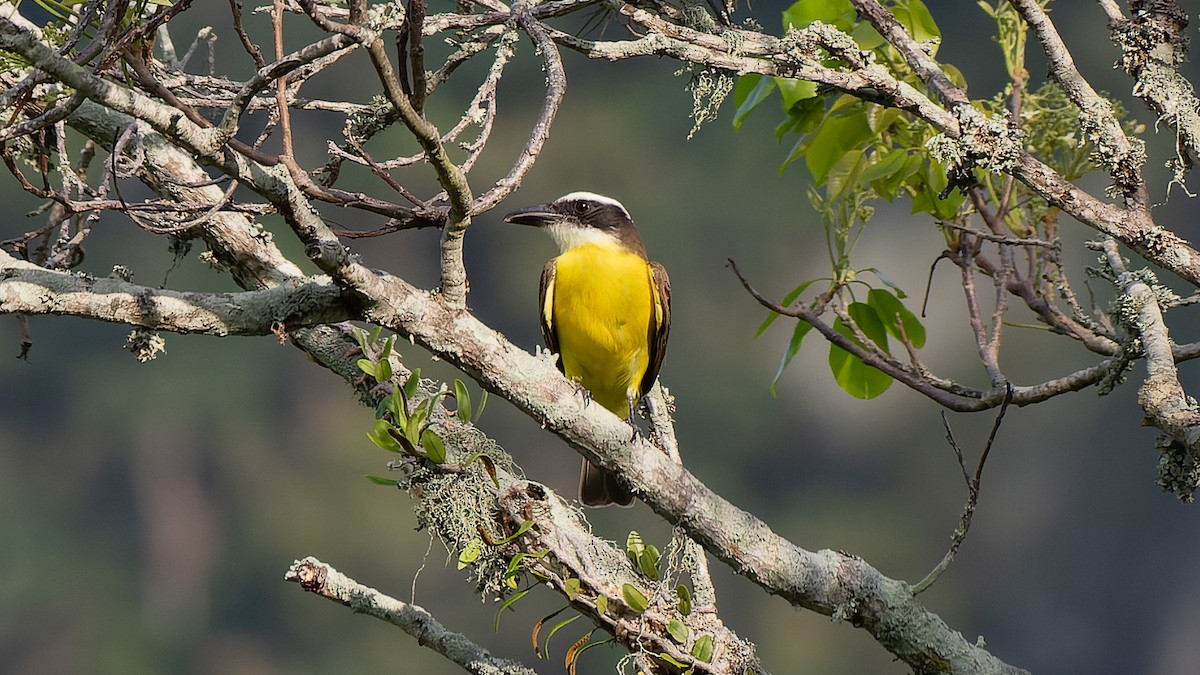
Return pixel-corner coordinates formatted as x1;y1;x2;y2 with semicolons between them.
545;222;621;253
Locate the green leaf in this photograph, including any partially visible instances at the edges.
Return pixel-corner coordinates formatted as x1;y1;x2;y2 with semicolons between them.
466;451;500;487
667;618;689;644
422;429;446;463
356;358;378;380
732;74;777;129
776;78;819;110
797;111;874;183
595;594;608;616
405;407;424;448
783;0;855;32
368;324;383;345
637;544;661;580
676;584;693;616
504;551;536;588
379;334;395;360
377;356;393;383
364;475;400;487
770;320;815;396
757;279;820;336
495;588;531;631
898;0;941;46
828;303;894;399
475;390;489;421
626;531;646;561
621;584;648;614
658;653;690;669
860;148;909;193
691;634;715;663
542;614;581;659
402;368;422;403
850;19;886;49
367;419;403;452
564;577;581;601
867;288;926;348
454;379;471;422
386;389;408;425
457;537;483;569
496;519;535;546
824;148;867;201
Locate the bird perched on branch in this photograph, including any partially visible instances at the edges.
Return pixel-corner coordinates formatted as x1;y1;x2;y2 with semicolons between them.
504;192;671;507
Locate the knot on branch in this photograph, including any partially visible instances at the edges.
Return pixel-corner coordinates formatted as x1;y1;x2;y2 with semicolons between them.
286;556;330;591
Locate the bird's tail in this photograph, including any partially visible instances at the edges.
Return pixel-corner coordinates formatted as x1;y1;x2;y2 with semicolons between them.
579;459;634;507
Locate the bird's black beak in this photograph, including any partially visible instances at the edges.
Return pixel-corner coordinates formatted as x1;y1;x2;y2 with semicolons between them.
503;204;556;227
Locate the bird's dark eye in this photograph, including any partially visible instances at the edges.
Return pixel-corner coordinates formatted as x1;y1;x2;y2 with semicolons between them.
574;202;592;215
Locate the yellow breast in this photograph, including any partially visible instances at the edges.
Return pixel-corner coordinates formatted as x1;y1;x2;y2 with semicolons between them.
550;243;654;417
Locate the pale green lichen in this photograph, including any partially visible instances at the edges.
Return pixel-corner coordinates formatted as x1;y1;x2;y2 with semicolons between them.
125;328;166;363
1155;434;1200;502
681;67;734;139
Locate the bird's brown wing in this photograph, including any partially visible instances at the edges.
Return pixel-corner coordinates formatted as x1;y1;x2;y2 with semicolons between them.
539;259;562;372
640;260;671;396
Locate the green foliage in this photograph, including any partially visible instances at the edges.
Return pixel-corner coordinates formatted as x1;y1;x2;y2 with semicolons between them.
563;578;580;601
621;583;649;613
495;588;532;631
536;612;581;659
829;303;894;399
357;327;475;465
457;537;483;569
691;634;715;663
667;618;690;644
626;530;662;580
675;584;693;616
501;549;548;589
739;1;1041;399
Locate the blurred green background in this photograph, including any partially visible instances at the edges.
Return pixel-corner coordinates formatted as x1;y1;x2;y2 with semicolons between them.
3;2;1200;674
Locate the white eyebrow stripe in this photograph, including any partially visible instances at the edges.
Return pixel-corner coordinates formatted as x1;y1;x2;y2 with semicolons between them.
555;191;630;219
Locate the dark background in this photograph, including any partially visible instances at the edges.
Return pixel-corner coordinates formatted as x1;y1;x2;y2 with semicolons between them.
3;2;1199;673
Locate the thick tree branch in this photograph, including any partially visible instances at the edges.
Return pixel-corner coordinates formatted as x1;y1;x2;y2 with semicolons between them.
1103;238;1200;456
1108;0;1200;171
0;250;349;335
1010;0;1148;204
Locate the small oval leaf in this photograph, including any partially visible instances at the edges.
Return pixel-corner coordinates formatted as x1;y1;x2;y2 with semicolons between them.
564;577;581;601
691;634;714;663
457;537;482;569
621;583;648;614
666;618;689;644
454;378;471;422
421;428;447;464
676;584;693;616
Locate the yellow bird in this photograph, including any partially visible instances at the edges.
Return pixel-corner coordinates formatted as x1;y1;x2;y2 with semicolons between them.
504;192;671;507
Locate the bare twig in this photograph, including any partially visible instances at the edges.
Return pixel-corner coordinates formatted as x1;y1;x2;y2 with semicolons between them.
911;384;1012;595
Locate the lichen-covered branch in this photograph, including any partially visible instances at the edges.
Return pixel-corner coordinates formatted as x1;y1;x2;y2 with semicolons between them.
1010;0;1148;203
0;249;347;335
1103;239;1200;456
286;557;540;675
1107;0;1200;173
